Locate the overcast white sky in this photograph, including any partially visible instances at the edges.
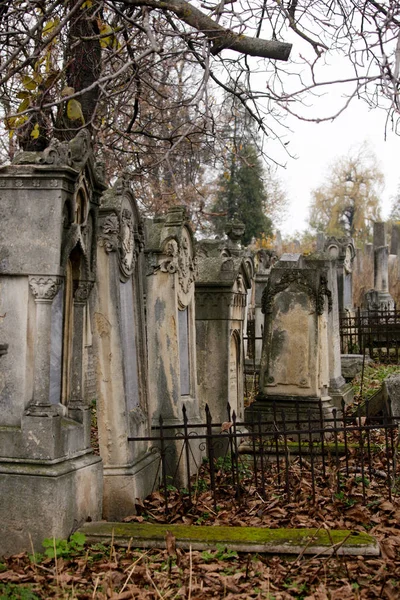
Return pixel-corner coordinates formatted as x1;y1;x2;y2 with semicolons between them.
276;99;399;236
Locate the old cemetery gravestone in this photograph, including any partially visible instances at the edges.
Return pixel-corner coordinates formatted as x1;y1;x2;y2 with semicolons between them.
245;253;337;426
195;225;253;424
246;249;278;372
0;132;104;555
93;176;158;521
144;206;202;482
363;222;395;311
323;237;354;407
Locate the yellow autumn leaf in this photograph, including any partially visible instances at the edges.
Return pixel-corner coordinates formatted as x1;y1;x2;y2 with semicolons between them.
22;75;37;91
61;86;75;98
17;97;30;114
67;99;85;123
81;0;93;8
31;123;40;139
98;22;114;48
42;18;59;37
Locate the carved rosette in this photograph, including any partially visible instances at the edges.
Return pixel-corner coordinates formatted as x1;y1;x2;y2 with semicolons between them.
29;276;62;302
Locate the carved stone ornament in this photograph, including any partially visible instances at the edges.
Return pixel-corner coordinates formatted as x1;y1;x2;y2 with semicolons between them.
101;214;120;253
100;197;139;281
29;276;62;301
74;280;94;303
119;205;135;280
160;229;198;308
261;270;332;316
343;245;353;274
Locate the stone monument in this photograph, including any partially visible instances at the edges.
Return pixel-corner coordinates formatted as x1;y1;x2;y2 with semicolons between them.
195;227;252;423
93;176;158;520
0;132;104;555
144;206;201;478
246;253;335;425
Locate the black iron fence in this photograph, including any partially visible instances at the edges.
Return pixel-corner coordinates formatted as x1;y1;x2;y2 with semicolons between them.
339;308;400;362
130;400;400;516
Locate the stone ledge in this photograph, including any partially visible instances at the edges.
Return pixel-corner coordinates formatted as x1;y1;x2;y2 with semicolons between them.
80;522;379;557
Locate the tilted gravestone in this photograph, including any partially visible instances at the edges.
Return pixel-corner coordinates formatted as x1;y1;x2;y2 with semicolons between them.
93;176;158;520
0;132;104;555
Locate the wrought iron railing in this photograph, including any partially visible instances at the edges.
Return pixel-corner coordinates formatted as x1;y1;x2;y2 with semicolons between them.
340;308;400;363
129;400;399;516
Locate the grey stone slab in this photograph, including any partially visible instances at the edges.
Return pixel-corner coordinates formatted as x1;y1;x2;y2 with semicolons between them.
49;284;64;404
119;279;140;410
178;307;190;396
80;522;380;557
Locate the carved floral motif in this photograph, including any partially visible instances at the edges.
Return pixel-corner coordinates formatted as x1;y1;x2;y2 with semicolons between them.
99;197;140;281
29;276;62;301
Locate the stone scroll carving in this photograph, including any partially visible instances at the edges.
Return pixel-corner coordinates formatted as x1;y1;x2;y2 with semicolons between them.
99;181;143;283
160;228;198;309
261;270;332;316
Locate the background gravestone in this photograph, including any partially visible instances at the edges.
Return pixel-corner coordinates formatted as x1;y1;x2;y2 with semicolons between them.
195;231;252;423
246;253;335;425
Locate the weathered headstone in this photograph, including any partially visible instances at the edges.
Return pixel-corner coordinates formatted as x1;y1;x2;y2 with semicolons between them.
324;238;354;407
195;231;252;423
246;253;335;425
0;132;104;555
93;176;158;520
144;207;201;477
364;222;395;310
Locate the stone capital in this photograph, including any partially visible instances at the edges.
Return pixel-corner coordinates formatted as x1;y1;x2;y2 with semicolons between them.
29;276;62;302
74;280;94;304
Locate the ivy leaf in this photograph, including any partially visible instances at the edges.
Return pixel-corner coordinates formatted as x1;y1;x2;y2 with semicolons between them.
67;99;85;123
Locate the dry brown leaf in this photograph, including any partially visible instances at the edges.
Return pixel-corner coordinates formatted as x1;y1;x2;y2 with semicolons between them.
221;421;233;432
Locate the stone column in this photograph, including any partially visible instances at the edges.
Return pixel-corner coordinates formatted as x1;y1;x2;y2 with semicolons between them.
28;276;62;414
70;281;93;406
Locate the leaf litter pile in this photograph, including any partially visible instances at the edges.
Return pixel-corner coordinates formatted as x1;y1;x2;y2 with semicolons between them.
3;362;400;599
3;447;400;599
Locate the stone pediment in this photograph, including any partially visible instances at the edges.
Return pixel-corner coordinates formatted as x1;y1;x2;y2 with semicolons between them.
12;130;106;191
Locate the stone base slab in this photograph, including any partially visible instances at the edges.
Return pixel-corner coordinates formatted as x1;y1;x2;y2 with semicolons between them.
244;395;336;432
102;452;160;521
329;382;354;410
80;522;379;557
0;453;103;557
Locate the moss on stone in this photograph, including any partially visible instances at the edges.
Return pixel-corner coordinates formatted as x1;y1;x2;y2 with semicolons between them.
81;522;376;553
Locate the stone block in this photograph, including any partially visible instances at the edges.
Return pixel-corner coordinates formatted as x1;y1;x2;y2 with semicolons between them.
383;374;400;420
341;354;372;380
0;453;102;556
